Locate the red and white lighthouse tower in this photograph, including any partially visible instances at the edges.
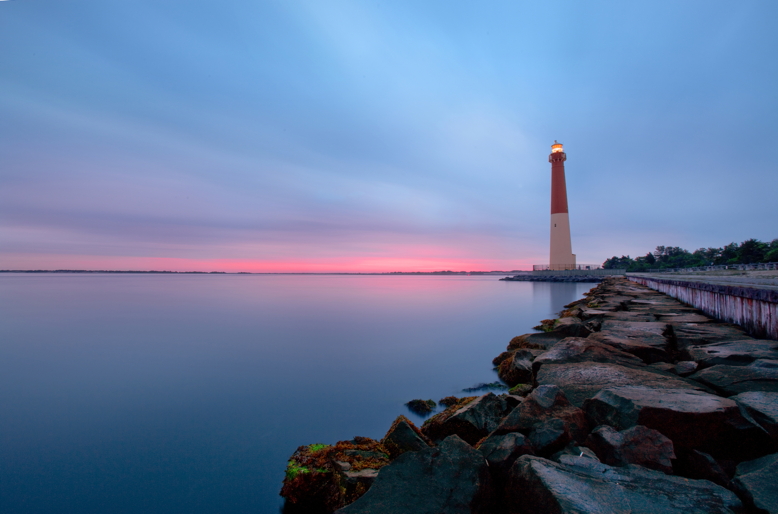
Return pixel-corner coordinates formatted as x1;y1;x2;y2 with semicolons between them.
549;141;576;269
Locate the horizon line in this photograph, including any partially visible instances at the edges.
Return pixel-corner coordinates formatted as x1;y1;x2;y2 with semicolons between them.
0;269;529;275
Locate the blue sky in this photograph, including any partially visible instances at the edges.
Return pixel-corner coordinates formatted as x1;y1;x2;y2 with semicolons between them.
1;1;776;271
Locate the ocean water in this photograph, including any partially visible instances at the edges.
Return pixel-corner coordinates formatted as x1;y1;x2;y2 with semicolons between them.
0;273;595;514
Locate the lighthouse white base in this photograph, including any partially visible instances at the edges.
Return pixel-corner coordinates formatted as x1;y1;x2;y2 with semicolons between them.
550;212;575;268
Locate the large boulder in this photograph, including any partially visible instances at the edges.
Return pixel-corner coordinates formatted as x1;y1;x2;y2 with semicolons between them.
672;323;752;350
477;432;534;473
689;363;778;396
495;385;589;443
682;340;778;368
381;416;432;459
732;391;778;440
674;449;733;489
587;331;672;364
535;362;706;407
732;453;778;514
587;321;673;364
583;386;770;461
551;317;593;338
421;393;509;445
585;424;675;474
498;350;534;387
506;455;743;514
528;418;571;456
532;337;646;374
336;435;492;514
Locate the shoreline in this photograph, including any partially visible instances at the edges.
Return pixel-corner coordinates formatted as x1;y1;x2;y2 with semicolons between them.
280;277;778;513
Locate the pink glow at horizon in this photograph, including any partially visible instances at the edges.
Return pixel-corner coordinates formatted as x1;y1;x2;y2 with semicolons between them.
1;253;535;273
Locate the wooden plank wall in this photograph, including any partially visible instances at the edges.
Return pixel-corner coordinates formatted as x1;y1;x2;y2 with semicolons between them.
628;276;778;340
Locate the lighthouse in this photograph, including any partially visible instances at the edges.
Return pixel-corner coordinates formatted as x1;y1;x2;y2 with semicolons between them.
549;141;576;270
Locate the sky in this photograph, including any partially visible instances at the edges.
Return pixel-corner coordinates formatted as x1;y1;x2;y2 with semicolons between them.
1;1;777;272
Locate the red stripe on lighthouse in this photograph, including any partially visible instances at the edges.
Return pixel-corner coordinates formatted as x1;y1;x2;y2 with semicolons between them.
550;159;568;214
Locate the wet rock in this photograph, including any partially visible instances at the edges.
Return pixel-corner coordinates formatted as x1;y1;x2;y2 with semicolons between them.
585;424;675;474
535;362;705;407
682;340;778;368
583;386;770;461
421;393;507;445
732;453;778;514
506;455;743;514
281;437;391;512
336;435;492;514
529;418;570;456
689;363;778;396
732;391;778;440
461;381;509;393
507;384;533;397
674;449;732;489
507;332;567;350
477;432;534;472
381;416;432;459
495;385;589;443
531;337;645;374
674;361;699;377
438;396;459;408
405;399;436;415
498;350;534;387
673;323;751;351
492;350;514;367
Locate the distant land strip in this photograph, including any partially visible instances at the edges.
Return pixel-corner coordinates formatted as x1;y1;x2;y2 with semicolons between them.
0;270;521;275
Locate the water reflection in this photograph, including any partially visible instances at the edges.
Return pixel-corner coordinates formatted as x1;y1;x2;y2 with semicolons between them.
0;274;597;514
532;281;590;317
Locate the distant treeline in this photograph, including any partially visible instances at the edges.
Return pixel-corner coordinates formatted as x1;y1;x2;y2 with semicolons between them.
602;238;778;272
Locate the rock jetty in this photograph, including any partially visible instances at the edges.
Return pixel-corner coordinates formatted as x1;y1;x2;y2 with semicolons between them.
280;277;778;513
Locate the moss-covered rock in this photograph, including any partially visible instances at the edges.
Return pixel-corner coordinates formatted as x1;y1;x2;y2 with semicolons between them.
405;399;436;415
280;437;390;512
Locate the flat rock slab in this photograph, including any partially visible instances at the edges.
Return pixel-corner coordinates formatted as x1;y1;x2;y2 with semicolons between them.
732;391;778;439
506;455;743;514
337;435;492;514
655;313;714;324
535;362;705;407
733;453;778;514
588;331;672;364
672;323;751;350
583;386;769;460
689;364;778;396
532;337;646;373
600;320;671;338
595;311;658;322
684;340;778;368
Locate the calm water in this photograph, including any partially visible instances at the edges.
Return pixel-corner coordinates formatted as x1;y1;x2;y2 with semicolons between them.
0;274;595;514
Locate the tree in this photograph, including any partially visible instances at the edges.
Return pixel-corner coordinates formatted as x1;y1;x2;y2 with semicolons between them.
737;239;768;264
764;239;778;263
718;242;739;265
